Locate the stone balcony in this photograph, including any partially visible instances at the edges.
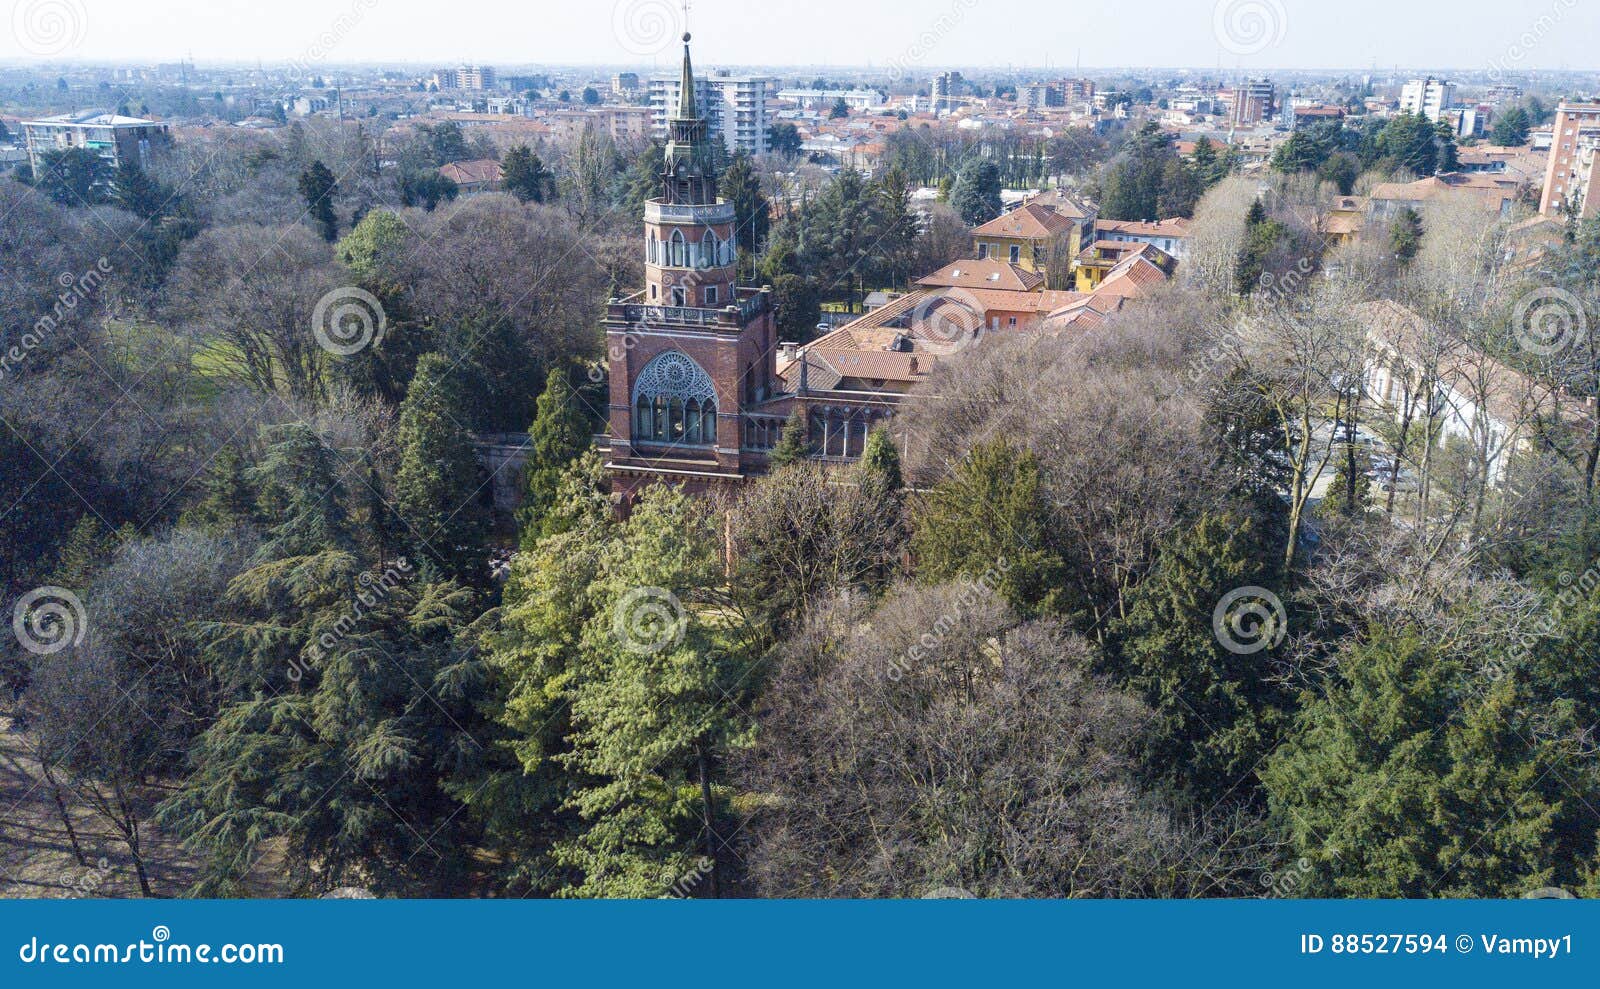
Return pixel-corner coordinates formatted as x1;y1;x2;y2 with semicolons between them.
644;199;736;226
606;286;773;331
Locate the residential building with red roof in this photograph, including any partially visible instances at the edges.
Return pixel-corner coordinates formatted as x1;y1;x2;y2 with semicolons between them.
438;158;503;194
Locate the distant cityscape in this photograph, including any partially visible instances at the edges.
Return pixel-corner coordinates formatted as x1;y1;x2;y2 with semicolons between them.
3;58;1596;214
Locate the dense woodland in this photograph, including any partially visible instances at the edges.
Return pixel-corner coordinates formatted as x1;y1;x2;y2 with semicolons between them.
4;102;1600;900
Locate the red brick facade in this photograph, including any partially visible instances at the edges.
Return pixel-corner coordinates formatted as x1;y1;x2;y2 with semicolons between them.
603;33;783;508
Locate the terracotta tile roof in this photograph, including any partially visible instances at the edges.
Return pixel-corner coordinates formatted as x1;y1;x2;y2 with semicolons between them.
916;259;1045;292
786;351;841;390
823;292;927;336
1094;217;1192;239
1076;239;1173;266
1322;213;1364;236
1367;173;1520;209
1095;255;1170;297
971;202;1074;239
955;287;1090;313
1358;300;1588;430
810;348;931;383
439;158;504;185
1023;188;1095;219
1042;292;1129;331
813;323;912;352
778;346;935;392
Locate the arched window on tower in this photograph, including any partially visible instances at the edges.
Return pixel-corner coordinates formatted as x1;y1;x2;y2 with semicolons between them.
634;394;651;438
700;230;716;269
631;350;718;447
685;398;702;443
670;230;686;268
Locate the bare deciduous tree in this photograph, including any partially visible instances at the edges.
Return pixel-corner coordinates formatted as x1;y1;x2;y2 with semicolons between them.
167;224;341;402
738;585;1272;898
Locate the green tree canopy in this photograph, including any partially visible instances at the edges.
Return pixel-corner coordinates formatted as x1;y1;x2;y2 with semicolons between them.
950;157;1003;226
911;439;1067;619
298;159;339;241
394;353;491;582
502;145;554;204
517;367;595;547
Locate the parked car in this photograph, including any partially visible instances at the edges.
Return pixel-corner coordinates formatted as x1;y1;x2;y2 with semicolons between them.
1376;472;1420;494
1323;420;1380;447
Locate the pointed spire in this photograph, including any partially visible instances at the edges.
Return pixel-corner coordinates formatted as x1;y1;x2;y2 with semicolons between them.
675;32;698;121
660;14;715;206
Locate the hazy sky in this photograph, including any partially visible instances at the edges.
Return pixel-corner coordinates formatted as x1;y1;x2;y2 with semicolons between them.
1;0;1595;73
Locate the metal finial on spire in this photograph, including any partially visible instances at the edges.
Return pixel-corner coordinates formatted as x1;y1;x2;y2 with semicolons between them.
675;8;698;121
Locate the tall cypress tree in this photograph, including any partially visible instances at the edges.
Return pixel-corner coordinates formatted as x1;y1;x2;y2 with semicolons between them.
180;445;257;534
517;367;594;547
1264;629;1560;897
469;454;613;892
554;485;745;897
394;353;490;582
1109;513;1285;806
502;145;553;204
910;439;1067;619
298;159;339;242
858;426;903;499
720;152;770;257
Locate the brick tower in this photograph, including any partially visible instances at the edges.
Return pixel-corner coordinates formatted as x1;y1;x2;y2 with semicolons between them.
604;31;778;506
